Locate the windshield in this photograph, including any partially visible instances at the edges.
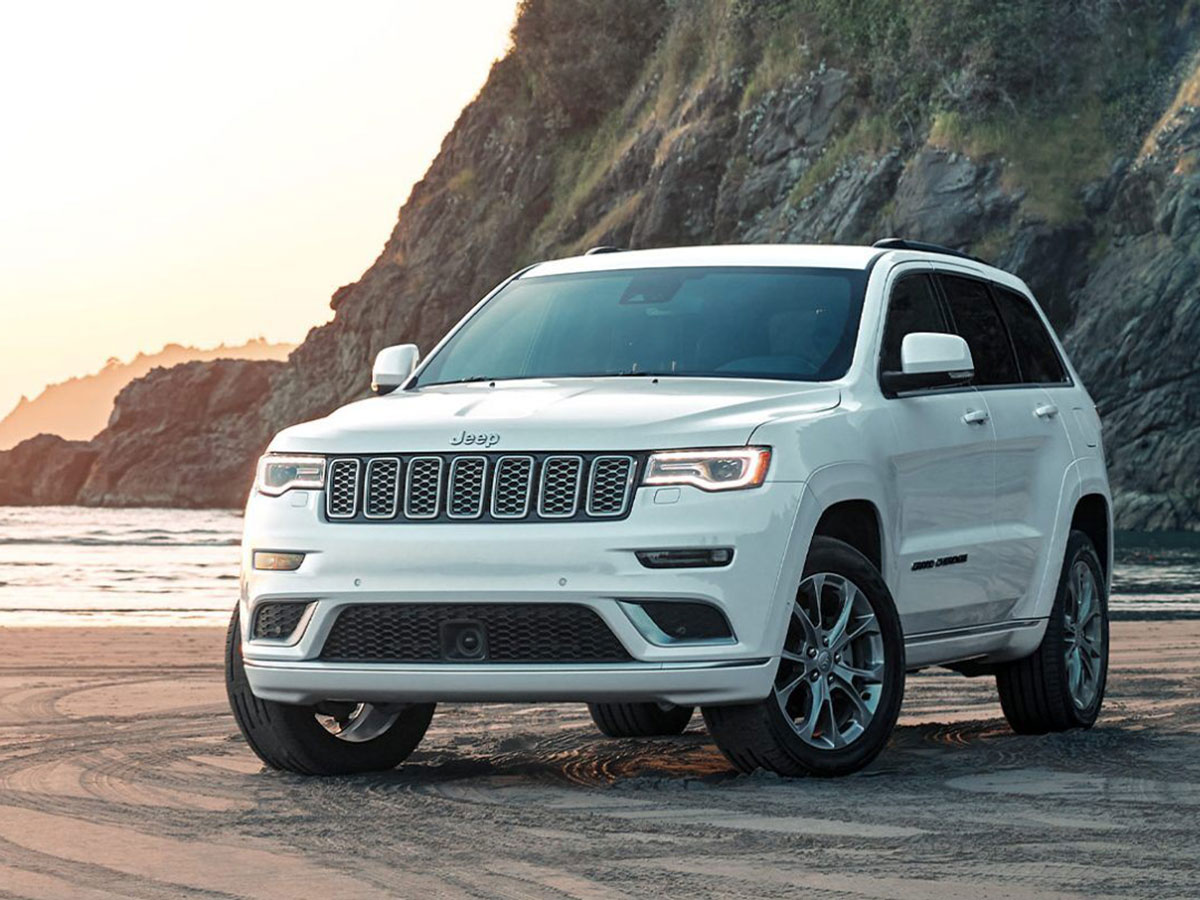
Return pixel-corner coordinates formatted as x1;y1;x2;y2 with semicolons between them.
412;265;868;387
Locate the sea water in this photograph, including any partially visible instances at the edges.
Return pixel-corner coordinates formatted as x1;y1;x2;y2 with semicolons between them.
0;506;1196;625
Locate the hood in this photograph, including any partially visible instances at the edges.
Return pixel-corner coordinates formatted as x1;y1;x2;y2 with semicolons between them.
268;378;841;454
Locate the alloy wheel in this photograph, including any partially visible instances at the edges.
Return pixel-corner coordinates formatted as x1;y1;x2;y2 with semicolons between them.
1063;560;1104;710
314;703;402;743
774;572;886;749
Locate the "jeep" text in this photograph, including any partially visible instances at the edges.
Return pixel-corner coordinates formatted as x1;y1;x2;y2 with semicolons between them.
449;430;500;447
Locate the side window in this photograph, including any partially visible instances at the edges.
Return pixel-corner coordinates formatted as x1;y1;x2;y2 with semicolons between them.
991;285;1070;385
939;274;1020;386
880;274;948;373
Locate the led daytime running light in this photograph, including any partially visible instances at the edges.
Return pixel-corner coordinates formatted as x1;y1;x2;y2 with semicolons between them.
643;447;771;491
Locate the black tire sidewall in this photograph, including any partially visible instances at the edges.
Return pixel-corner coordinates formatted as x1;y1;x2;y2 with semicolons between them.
588;702;694;737
1056;531;1109;727
763;537;906;775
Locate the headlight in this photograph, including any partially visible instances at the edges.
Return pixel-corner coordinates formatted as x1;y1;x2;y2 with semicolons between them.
643;447;771;491
255;454;326;496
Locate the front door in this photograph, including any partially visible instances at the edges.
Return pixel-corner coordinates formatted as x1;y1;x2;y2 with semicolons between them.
879;270;999;635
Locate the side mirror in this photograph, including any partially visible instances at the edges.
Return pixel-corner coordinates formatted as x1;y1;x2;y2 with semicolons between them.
371;344;420;395
880;333;974;395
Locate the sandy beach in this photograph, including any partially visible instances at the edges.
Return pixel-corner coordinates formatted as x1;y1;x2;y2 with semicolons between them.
0;621;1196;899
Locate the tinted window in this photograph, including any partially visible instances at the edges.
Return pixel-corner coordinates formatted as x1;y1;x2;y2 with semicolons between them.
414;267;868;386
940;274;1020;386
880;274;948;373
991;285;1069;384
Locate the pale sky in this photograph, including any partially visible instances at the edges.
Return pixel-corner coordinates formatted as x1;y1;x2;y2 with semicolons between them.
0;0;520;418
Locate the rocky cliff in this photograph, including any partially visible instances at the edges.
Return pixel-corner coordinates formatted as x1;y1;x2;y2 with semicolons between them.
5;0;1200;529
0;360;283;508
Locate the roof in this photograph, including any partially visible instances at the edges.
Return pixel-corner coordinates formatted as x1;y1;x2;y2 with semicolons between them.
524;244;883;277
522;243;1030;297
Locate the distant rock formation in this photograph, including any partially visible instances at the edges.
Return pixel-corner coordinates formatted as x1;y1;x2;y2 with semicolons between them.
74;359;284;508
0;339;294;450
0;435;98;505
0;359;283;508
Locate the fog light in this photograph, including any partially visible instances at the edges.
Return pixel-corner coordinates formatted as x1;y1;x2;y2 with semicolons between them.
635;548;734;568
253;551;305;571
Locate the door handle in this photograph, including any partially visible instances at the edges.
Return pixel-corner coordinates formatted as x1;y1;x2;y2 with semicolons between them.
1035;403;1059;419
962;409;989;425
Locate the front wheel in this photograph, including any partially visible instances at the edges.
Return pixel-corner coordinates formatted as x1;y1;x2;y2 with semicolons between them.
996;530;1109;734
225;609;435;775
703;537;906;777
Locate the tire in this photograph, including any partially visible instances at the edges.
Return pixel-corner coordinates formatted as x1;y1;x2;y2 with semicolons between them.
996;530;1109;734
588;702;694;737
225;608;436;775
702;536;906;777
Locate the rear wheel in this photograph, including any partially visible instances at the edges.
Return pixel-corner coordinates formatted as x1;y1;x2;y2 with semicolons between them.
225;609;435;775
703;537;905;777
588;702;694;737
996;530;1109;734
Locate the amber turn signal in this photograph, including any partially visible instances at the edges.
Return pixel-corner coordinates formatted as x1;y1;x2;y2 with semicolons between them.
252;551;305;571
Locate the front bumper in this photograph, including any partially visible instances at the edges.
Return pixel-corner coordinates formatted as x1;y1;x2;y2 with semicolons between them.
239;479;807;705
244;658;776;706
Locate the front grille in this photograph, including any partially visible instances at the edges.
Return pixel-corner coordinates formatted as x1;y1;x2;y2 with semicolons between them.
448;456;487;518
538;456;583;517
492;456;534;518
364;458;400;518
319;603;632;663
322;452;642;523
251;601;310;640
587;456;634;516
405;457;443;518
326;459;359;518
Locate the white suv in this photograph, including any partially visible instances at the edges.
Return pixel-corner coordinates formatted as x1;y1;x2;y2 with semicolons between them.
226;241;1111;778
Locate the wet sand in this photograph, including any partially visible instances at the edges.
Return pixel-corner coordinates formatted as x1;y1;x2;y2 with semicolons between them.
0;621;1197;899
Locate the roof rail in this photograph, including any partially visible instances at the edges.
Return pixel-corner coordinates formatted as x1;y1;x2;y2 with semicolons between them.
872;237;986;264
584;245;623;255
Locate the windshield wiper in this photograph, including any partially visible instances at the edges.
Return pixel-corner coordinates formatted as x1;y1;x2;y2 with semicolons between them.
613;370;676;377
420;375;494;387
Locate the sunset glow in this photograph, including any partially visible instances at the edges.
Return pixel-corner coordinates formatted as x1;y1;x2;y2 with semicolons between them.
0;0;519;418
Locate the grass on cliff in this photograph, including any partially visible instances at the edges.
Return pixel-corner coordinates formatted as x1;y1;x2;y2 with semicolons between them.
929;105;1113;223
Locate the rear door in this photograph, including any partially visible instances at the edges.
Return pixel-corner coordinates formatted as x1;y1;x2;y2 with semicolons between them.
879;270;998;635
988;282;1079;611
936;273;1076;621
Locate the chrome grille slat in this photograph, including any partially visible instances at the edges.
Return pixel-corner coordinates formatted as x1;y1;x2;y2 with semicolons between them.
447;456;488;519
587;455;635;516
491;455;534;518
404;457;444;519
538;455;584;518
363;458;401;519
325;458;360;518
